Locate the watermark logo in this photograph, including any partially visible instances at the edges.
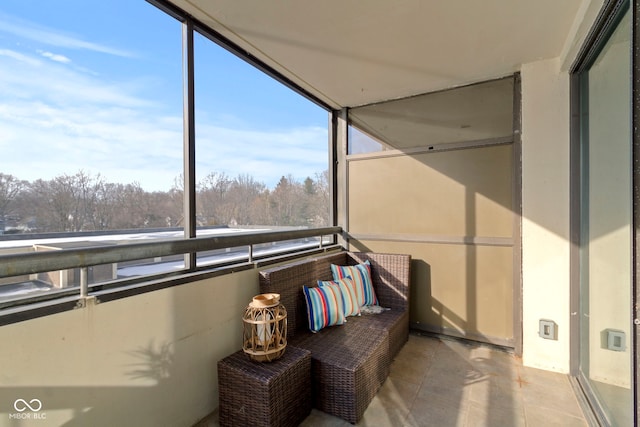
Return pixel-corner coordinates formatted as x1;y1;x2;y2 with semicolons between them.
9;398;46;420
14;399;42;412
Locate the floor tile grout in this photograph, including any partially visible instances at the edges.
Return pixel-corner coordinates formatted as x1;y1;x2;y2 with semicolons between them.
397;339;432;426
200;334;590;427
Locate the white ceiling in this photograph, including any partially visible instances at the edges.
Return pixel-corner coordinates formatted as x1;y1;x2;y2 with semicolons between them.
167;0;584;109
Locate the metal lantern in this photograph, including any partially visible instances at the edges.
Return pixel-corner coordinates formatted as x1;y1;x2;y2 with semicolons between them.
242;293;287;362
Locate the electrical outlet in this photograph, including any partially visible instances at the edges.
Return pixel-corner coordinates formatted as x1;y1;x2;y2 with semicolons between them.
539;319;557;340
606;329;626;351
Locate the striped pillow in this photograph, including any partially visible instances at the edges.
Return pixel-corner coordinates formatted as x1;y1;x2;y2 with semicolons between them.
302;283;346;333
319;277;361;317
331;260;378;306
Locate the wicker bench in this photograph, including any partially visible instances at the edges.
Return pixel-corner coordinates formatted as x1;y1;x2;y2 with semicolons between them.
259;251;411;423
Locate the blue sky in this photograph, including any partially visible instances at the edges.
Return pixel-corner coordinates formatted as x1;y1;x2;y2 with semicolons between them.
0;0;328;191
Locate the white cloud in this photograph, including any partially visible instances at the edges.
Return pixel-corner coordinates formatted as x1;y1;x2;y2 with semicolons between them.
0;48;180;190
0;13;133;58
195;124;328;186
0;48;41;66
0;45;328;192
0;49;151;108
39;50;71;64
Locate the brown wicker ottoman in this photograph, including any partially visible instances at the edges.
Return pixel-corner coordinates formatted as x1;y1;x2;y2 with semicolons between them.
294;326;390;424
217;346;312;427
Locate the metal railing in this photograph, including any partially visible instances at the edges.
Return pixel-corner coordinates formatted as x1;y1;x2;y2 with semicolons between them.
0;226;342;304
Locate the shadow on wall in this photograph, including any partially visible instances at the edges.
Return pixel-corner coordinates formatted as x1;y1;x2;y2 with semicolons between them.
409;259;475;340
349;241;432;330
125;341;174;382
349;242;506;346
0;339;183;426
0;262;265;426
410;257;505;346
0;283;254;426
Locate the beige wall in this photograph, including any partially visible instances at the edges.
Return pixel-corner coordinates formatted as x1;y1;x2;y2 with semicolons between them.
519;0;610;375
348;147;513;237
520;57;571;373
351;239;514;343
0;269;258;426
347;143;515;347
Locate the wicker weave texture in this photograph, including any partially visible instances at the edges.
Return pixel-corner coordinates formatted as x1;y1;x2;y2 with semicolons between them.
311;251;411;358
217;347;312;427
258;251;411;423
349;252;411;311
340;309;409;359
297;325;390;424
312;252;347;282
259;259;315;339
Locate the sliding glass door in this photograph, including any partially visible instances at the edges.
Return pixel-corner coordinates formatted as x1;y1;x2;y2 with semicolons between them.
574;2;633;425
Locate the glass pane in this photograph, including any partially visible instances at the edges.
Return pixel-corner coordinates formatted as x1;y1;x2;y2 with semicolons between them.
348;126;385;155
349;77;513;154
0;1;184;299
579;7;632;426
193;32;329;262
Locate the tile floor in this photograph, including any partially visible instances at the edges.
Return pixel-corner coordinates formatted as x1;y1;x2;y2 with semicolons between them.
200;333;589;426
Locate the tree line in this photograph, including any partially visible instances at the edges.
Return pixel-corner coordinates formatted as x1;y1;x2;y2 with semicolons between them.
0;170;329;234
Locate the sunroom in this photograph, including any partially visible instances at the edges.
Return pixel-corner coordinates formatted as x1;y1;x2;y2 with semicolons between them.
0;0;637;426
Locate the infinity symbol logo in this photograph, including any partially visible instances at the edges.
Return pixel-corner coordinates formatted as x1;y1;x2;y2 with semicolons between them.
14;399;42;412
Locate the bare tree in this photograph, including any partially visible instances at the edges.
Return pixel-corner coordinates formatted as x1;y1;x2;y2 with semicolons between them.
92;181;120;230
29;177;73;232
228;174;267;225
310;170;330;226
167;175;184;226
198;171;233;225
4;168;330;234
0;173;28;230
270;175;305;226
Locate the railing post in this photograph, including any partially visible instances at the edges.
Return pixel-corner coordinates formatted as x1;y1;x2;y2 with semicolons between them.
249;244;254;263
335;108;349;250
80;267;88;298
182;17;197;271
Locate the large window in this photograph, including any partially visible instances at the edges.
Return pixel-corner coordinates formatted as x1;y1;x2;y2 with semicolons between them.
193;33;329;230
0;1;183;235
0;1;332;308
0;0;184;299
192;31;329;264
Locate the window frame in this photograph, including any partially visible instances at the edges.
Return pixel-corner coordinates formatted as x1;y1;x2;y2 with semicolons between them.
0;0;339;325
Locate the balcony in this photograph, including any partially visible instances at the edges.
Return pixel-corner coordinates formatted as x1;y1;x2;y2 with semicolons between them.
198;333;588;426
0;227;589;426
0;0;636;425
